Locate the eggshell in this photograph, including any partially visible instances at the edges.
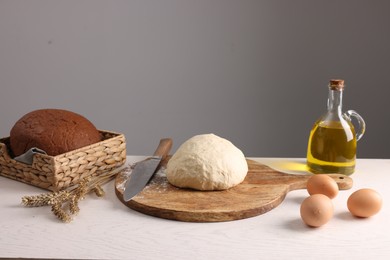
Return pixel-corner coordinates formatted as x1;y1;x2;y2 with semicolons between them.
300;194;334;227
306;174;339;199
347;188;382;218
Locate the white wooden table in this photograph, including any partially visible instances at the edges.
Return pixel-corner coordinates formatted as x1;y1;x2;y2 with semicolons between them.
1;156;389;260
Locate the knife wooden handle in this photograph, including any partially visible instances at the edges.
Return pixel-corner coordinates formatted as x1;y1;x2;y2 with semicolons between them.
153;138;173;159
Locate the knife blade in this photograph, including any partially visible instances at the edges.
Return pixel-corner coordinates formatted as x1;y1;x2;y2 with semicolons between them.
123;138;173;202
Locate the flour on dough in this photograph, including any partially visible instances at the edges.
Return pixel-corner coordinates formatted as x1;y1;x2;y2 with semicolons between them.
166;134;248;191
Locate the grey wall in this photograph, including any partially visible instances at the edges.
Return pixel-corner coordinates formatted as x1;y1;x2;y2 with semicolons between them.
1;0;389;158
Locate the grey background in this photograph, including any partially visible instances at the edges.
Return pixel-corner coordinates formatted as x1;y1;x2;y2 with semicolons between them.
1;0;389;158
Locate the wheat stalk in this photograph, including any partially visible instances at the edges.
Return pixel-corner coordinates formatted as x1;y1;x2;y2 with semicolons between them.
21;166;124;223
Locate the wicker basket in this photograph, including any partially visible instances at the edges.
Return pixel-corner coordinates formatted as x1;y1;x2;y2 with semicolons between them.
0;130;126;191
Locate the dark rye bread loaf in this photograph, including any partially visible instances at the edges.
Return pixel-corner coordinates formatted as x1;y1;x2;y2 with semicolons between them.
10;109;101;156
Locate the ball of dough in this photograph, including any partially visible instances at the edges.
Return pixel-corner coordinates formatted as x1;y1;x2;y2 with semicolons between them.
166;134;248;191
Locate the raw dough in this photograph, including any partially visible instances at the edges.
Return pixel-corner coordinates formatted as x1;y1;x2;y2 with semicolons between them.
166;134;248;191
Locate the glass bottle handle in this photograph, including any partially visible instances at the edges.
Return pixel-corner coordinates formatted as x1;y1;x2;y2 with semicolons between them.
345;110;366;141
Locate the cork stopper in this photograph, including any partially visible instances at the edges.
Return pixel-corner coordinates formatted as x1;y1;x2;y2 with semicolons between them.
329;79;345;90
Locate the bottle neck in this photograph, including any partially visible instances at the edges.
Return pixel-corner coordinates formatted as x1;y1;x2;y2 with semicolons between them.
327;88;343;113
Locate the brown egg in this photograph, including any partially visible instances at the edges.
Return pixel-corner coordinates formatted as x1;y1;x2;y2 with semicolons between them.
300;194;334;227
306;174;339;199
347;188;382;218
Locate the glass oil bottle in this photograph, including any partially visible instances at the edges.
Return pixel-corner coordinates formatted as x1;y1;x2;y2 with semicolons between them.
306;79;366;175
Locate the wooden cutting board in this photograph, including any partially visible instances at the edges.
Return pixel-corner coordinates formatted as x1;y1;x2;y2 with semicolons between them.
115;158;353;222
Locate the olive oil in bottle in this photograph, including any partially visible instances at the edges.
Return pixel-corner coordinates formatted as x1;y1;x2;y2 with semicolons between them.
306;79;365;175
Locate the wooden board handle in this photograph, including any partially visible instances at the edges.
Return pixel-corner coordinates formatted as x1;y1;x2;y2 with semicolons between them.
286;173;353;191
153;138;173;160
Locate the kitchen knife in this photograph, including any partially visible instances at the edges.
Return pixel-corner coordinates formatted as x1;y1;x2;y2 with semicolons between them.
123;138;173;202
